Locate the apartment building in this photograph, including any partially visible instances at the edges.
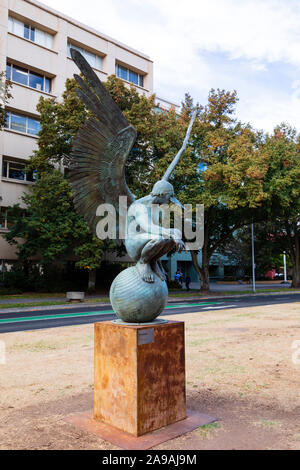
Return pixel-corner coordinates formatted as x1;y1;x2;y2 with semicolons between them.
0;0;180;260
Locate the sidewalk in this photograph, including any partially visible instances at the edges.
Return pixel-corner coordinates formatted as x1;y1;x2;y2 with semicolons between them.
0;281;292;304
0;289;299;314
188;281;291;292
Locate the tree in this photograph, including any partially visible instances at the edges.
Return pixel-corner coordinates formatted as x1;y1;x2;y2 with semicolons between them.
5;171;105;290
0;70;12;130
221;223;291;279
259;124;300;287
154;90;268;293
219;124;300;287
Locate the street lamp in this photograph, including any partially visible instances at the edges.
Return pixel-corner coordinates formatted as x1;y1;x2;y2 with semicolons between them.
283;251;287;283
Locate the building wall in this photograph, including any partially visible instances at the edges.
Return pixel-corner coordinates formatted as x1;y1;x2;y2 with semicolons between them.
0;0;155;259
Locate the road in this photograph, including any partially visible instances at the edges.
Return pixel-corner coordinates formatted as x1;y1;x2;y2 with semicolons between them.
0;282;292;305
0;292;299;334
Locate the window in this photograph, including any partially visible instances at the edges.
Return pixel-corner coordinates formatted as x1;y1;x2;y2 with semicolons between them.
11;113;26;133
0;208;9;230
5;111;41;136
6;63;51;93
8;16;54;49
116;64;144;87
2;159;37;183
12;64;28;86
67;43;102;70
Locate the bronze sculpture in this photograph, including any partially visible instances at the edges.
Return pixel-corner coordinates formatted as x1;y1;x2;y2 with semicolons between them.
70;49;196;322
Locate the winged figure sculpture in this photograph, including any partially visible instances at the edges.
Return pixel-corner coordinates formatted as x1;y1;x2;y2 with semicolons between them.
69;49;196;321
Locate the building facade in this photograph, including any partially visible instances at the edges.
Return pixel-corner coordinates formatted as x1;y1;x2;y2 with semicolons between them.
0;0;157;258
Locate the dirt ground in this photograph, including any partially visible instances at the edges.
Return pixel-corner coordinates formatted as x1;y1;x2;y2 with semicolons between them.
0;302;299;450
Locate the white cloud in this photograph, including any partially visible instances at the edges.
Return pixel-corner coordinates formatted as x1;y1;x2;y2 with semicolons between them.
40;0;300;131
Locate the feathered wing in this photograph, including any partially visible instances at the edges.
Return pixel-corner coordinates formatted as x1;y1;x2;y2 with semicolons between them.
69;48;137;234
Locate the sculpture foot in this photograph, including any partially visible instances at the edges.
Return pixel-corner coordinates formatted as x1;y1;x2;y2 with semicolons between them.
136;261;154;283
151;261;166;281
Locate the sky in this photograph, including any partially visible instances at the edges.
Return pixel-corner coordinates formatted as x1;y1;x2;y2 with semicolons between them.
40;0;300;133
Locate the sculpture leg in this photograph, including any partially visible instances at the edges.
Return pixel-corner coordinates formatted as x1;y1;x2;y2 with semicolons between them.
137;237;175;283
152;260;167;281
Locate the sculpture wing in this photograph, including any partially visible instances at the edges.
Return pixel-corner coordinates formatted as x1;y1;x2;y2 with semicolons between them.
69;48;137;233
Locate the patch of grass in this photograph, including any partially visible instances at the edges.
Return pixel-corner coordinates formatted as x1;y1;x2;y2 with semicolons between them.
85;297;109;303
168;288;299;298
0;300;69;309
235;312;259;318
0;293;65;300
168;291;201;298
10;340;57;352
188;337;225;347
197;422;221;439
201;364;247;376
242;381;260;392
0;297;110;310
254;419;282;429
220;288;298;295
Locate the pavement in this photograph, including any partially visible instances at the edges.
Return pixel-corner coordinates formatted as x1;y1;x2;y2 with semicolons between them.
0;281;292;304
0;292;299;334
188;280;291;291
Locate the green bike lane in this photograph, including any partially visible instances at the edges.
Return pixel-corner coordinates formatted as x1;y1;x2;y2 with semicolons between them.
0;299;236;333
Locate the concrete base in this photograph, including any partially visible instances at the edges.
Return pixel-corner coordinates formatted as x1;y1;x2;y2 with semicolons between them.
94;320;186;436
66;409;217;450
66;291;85;302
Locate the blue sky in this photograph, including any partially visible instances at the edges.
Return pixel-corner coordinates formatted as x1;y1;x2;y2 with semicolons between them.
41;0;300;133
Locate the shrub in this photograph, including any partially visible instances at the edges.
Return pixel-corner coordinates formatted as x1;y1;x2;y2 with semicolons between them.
167;279;182;289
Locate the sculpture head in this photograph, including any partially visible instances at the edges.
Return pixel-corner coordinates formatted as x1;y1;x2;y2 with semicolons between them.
151;180;175;204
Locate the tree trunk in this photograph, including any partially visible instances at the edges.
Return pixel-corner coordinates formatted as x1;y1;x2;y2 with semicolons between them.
190;217;211;293
200;248;210;293
290;224;300;288
88;268;96;292
190;250;210;293
291;266;300;288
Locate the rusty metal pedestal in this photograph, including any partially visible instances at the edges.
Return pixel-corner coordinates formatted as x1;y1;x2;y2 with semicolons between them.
67;320;216;449
95;320;186;436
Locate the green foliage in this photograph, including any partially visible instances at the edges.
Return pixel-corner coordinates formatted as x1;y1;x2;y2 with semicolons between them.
167;279;183;290
262;124;300;213
221;223;292;278
6;171;88;265
31;78;88;172
74;236;104;270
0;286;22;295
0;70;12;130
162;90;267;291
4;171;105;289
261;125;300;286
2;262;89;293
220;124;300;286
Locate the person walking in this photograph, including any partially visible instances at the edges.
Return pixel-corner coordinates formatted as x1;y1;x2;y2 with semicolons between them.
185;275;191;291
